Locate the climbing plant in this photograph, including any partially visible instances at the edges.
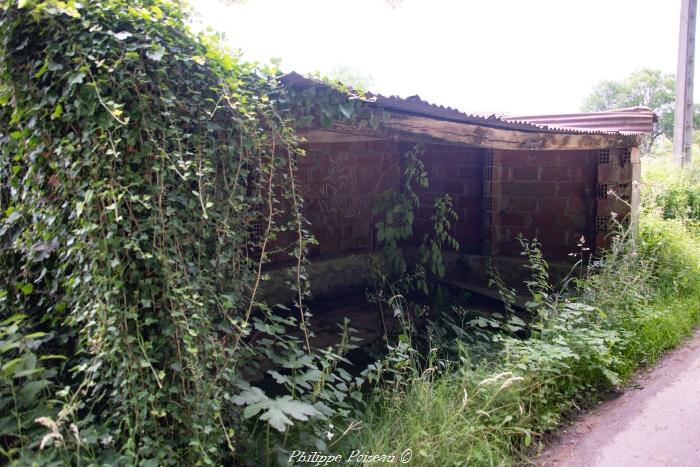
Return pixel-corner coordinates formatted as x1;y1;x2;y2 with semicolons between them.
373;144;429;276
372;144;460;294
0;1;366;464
416;193;459;292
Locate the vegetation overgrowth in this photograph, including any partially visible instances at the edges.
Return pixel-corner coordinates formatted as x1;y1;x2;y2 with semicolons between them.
337;155;700;466
0;1;364;464
1;1;699;466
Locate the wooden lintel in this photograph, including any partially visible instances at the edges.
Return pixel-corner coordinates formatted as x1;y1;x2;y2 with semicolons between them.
382;114;641;151
303;115;642;151
300;129;384;144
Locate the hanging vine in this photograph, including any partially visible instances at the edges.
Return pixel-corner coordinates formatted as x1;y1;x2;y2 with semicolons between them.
0;1;366;465
372;144;460;294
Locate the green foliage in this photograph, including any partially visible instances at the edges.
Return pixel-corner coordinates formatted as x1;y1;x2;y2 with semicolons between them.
1;3;697;465
372;145;460;295
0;1;359;464
373;144;428;276
287;72;381;130
0;313;60;463
581;68;694;152
418;194;459;279
642;158;700;227
325;66;375;93
582;68;674;114
341;176;700;465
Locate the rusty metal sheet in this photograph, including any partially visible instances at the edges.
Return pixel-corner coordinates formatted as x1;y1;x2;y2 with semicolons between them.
504;107;657;135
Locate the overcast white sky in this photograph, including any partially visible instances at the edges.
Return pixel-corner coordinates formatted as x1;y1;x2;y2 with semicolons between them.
193;0;688;115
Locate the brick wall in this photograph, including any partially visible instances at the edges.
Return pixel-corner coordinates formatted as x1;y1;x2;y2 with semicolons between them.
296;141;400;257
295;141;485;259
490;149;598;259
594;147;639;250
291;142;636;264
408;143;485;254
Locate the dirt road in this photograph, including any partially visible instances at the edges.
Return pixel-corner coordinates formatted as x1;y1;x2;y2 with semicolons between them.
536;329;700;467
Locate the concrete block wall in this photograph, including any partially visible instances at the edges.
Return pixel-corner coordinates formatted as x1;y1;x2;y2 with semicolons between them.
489;149;598;259
295;141;400;257
408;143;485;254
594;147;639;250
292;143;628;262
264;139;640;302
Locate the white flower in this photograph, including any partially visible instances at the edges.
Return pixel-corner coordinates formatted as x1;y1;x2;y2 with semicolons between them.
69;423;81;444
39;432;63;450
34;417;58;432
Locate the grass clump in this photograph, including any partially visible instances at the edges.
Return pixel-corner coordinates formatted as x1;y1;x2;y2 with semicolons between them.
338;159;700;466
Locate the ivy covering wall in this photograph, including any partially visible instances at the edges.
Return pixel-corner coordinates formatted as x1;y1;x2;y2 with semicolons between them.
0;0;324;464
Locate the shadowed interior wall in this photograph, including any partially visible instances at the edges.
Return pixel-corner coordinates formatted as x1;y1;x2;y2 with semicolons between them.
296;140;400;257
408;143;485;255
264;141;638;302
490;149;598;259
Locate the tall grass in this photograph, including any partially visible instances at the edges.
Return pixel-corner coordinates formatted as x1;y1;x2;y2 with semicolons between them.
337;158;700;466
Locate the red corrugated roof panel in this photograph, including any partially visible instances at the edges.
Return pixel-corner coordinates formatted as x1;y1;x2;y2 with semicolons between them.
504;107;657;135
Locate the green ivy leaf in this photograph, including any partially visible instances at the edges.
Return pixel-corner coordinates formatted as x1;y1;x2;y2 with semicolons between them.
112;31;133;41
338;101;354;119
33;57;48;79
67;72;85;87
50;103;63;120
146;45;166;61
19;283;33;295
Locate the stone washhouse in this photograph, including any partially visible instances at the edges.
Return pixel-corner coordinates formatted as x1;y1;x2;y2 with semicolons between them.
262;73;657;306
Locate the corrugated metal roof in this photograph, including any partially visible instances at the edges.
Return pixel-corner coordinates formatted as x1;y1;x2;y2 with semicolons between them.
279;72;656;136
504;107;657;135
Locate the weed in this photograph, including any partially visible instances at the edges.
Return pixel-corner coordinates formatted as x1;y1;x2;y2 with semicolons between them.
338;159;700;465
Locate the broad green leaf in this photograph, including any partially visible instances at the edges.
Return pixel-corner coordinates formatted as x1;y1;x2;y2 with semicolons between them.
68;72;85;86
23;332;46;340
243;403;263;419
113;31;133;41
34;58;49;79
1;358;24;377
146;46;166;61
50;103;63;120
259;396;323;432
231;386;267;406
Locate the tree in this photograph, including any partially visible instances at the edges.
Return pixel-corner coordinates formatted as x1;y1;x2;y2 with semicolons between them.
327;66;375;91
657;103;700;143
582;69;675;153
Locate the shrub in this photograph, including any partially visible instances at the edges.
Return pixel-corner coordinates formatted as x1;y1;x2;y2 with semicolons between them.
643;157;700;226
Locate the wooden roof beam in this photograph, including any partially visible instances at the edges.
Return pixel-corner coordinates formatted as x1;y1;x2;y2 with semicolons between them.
301;114;643;150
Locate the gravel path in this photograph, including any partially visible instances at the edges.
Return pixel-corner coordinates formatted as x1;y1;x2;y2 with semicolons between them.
536;328;700;467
